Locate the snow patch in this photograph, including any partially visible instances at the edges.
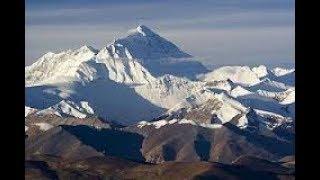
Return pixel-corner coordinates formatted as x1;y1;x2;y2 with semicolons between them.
271;67;295;77
137;118;223;130
25;106;37;117
252;65;268;78
36;100;94;118
280;90;295;105
178;119;197;125
230;86;253;98
34;123;54;131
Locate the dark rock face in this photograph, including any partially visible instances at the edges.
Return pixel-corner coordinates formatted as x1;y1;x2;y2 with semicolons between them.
273;122;295;141
26;125;145;162
25;160;58;180
25;126;105;160
125;123;293;164
61;125;145;162
194;134;211;161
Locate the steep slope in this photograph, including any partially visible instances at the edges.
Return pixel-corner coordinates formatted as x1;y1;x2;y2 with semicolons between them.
112;25;191;60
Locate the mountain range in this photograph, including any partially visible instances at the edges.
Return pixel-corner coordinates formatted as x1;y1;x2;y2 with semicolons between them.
25;25;295;180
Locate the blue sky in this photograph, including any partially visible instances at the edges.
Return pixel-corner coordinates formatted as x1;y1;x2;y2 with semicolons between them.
26;0;294;68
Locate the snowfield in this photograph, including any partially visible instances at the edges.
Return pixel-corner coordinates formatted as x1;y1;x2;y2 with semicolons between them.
200;66;261;86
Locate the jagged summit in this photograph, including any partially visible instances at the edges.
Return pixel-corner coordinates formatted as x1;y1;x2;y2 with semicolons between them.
111;25;192;60
128;25;157;37
98;25;192;62
77;45;98;54
103;25;208;79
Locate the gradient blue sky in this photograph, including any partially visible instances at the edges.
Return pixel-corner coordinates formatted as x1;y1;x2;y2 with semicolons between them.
26;0;294;68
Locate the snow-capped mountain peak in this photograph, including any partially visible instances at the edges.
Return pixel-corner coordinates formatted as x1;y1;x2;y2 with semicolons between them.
25;45;98;86
110;25;191;61
129;25;157;37
77;45;98;54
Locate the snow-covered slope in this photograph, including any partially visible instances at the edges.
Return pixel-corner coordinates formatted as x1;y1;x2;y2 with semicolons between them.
36;100;95;118
199;66;261;86
93;48;156;84
25;46;97;86
271;67;295;77
252;65;268;78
